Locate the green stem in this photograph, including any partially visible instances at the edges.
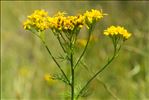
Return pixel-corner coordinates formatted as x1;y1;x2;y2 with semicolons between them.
57;35;66;53
42;41;70;85
70;53;74;100
81;61;120;100
32;32;70;85
59;32;67;43
69;34;75;100
74;27;93;69
76;51;117;99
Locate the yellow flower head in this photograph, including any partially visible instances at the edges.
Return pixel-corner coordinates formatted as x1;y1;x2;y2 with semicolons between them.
48;12;85;33
44;74;56;85
84;9;106;25
74;15;85;28
23;9;50;31
63;16;75;31
49;16;65;31
77;39;87;47
63;15;85;31
48;11;67;32
104;26;131;39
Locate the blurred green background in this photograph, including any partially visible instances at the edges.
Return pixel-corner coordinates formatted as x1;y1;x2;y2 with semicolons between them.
1;1;149;100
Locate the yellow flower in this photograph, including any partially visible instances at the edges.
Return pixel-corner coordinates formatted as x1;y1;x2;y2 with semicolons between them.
73;15;85;28
104;26;131;39
77;39;87;47
44;74;56;85
84;9;106;25
48;12;67;32
48;12;85;33
63;16;75;31
23;9;49;31
23;19;31;30
23;9;106;34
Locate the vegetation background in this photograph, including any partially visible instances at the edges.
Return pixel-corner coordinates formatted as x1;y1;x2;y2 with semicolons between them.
1;1;149;100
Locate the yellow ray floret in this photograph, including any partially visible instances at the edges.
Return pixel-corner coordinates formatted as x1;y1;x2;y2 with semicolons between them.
104;26;131;39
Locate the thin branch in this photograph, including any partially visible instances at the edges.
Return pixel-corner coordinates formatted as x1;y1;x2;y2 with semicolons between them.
32;31;71;85
57;35;67;53
74;27;93;69
59;32;67;43
42;41;71;85
80;61;120;100
76;41;123;99
76;53;116;99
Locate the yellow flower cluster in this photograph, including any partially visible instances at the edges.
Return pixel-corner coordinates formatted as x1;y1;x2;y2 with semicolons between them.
23;9;105;32
48;12;85;32
84;9;106;25
104;26;131;39
23;10;49;31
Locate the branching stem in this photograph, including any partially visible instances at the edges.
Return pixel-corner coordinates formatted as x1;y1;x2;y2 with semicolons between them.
33;32;71;85
76;53;116;99
57;35;66;53
76;42;122;99
74;26;93;69
70;34;75;100
42;41;71;85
